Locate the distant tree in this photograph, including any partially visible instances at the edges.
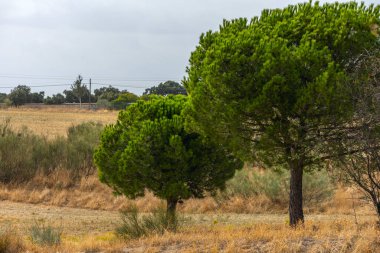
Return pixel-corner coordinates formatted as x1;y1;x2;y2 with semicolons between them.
94;86;122;102
111;92;139;109
0;93;7;103
44;93;65;105
8;85;31;107
184;2;380;226
94;95;242;222
30;91;45;103
65;87;93;104
70;75;87;108
143;81;187;96
63;90;79;103
44;96;53;105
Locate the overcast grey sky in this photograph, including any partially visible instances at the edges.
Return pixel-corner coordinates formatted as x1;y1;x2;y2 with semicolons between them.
0;0;379;95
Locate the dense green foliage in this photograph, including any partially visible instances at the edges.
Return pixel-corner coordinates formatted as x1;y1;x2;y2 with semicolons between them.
0;120;102;183
94;95;243;214
143;81;187;96
184;1;380;225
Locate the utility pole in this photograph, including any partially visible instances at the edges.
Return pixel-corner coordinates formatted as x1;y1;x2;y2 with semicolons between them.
89;78;92;109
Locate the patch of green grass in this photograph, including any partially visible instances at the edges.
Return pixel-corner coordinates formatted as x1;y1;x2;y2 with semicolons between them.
29;221;63;246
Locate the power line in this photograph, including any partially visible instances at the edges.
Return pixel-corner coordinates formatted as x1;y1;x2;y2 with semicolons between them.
91;83;149;89
0;84;72;89
0;74;181;82
0;83;151;90
0;75;75;80
0;79;183;89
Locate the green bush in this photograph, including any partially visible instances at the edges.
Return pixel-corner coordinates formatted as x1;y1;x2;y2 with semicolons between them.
219;168;334;206
0;120;103;183
0;124;42;182
29;221;62;246
65;122;103;176
116;206;180;240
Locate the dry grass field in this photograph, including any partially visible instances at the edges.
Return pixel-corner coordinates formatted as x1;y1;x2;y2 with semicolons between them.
0;107;379;252
0;107;117;138
0;200;378;252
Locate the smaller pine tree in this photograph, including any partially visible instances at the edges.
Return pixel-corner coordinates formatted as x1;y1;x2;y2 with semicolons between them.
94;95;243;220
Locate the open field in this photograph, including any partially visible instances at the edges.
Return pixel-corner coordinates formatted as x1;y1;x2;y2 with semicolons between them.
0;108;379;252
0;107;117;138
0;200;378;252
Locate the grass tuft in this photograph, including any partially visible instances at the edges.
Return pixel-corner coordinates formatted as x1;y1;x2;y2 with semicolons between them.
116;205;181;240
29;221;63;246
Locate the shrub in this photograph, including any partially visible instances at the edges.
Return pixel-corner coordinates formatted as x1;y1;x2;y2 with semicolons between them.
65;122;103;176
302;170;335;206
0;119;103;183
116;205;180;240
29;221;62;246
0;122;43;182
0;228;24;253
219;168;334;206
96;98;112;109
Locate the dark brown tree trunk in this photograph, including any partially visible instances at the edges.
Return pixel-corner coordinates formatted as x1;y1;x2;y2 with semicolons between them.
167;199;177;216
368;194;380;219
289;162;304;227
166;198;178;230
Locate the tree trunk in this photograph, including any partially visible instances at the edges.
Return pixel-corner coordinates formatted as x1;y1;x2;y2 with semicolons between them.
375;202;380;217
289;161;304;227
166;198;178;230
79;97;82;108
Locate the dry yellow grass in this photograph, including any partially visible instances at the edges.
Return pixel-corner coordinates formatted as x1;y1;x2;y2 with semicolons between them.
18;221;380;253
0;107;117;138
0;201;377;253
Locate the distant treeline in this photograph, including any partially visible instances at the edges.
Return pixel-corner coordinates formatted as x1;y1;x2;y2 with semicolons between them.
0;80;186;109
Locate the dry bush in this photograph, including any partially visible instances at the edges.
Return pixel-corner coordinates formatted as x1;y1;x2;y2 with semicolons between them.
0;171;374;216
215;167;335;212
0;228;24;253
